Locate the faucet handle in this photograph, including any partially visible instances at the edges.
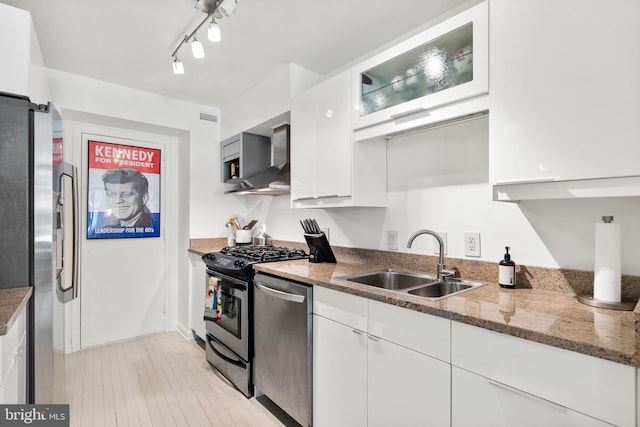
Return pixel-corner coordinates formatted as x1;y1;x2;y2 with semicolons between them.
441;269;457;279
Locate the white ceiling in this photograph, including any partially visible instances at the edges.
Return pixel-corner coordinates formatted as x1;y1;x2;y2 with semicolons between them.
1;0;469;108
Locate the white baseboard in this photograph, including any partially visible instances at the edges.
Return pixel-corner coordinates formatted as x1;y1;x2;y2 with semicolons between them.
175;324;194;340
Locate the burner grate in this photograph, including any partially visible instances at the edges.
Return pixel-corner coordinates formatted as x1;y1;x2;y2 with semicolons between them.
219;245;308;262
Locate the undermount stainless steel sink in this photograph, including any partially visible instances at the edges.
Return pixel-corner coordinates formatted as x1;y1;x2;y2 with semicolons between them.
341;269;438;290
338;268;485;300
406;280;477;298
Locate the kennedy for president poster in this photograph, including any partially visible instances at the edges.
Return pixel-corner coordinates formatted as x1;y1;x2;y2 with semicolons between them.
87;140;161;239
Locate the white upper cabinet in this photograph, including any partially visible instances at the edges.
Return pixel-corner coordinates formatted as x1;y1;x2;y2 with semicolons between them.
291;71;351;202
291;70;386;208
490;0;640;200
351;2;488;139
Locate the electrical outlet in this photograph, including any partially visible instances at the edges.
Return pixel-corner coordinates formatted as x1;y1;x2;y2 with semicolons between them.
464;232;481;257
433;232;447;255
387;230;398;251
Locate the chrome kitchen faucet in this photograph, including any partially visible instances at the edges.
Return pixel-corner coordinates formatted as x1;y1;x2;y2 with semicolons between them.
407;229;454;281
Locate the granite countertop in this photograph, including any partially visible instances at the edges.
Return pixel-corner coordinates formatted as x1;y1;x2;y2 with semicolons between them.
254;259;640;368
188;237;228;256
0;287;32;336
189;238;639;367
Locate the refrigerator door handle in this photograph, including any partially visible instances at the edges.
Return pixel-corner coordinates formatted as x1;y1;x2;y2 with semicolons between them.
56;162;80;302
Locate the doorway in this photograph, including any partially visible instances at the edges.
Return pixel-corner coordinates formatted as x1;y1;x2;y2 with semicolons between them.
68;124;180;349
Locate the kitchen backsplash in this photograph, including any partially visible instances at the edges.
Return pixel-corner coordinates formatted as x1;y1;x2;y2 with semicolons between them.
190;238;640;301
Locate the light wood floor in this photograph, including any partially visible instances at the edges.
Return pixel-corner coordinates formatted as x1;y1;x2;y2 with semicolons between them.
63;331;291;427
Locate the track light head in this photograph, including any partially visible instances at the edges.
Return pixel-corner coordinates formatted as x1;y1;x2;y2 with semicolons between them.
218;0;238;17
208;19;221;42
172;57;184;74
191;35;205;58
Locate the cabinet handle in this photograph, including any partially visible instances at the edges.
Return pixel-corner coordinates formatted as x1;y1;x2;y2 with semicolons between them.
294;195;343;202
352;329;364;335
494;177;558;186
390;107;428;120
367;335;380;341
255;282;305;303
487;379;567;411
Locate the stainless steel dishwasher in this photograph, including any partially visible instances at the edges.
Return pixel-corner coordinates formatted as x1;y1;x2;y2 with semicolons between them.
253;272;312;427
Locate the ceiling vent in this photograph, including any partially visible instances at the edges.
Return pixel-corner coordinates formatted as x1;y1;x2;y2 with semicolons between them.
200;112;218;123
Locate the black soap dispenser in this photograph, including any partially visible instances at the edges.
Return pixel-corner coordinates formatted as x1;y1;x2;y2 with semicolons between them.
499;246;516;288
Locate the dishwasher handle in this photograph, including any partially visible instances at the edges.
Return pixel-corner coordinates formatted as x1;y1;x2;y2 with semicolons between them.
255;282;306;303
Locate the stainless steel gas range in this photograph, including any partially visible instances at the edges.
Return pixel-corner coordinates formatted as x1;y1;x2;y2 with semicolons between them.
201;245;307;397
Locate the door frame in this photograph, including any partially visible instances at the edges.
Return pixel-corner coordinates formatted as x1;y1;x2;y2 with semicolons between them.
64;121;181;352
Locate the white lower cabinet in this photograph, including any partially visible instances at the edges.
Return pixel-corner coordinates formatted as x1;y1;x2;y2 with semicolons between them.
452;367;610;427
313;314;367;427
313;287;450;426
368;336;450;427
313;288;637;426
451;321;636;427
0;303;27;404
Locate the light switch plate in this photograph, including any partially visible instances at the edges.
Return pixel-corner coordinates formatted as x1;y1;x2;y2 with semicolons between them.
464;232;481;257
387;230;398;251
433;232;447;255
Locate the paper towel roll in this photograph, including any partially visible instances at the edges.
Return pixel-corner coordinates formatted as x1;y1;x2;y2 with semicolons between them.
593;218;621;303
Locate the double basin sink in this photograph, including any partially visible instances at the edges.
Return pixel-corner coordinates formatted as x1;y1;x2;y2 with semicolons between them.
338;268;485;300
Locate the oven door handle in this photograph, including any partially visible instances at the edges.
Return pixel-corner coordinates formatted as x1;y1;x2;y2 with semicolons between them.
206;271;248;291
206;335;246;369
255;282;305;303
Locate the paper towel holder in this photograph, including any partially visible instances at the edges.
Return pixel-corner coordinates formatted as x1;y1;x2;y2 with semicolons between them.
577;295;636;311
577;215;637;311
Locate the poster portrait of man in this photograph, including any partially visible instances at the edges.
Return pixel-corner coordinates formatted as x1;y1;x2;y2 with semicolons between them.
87;140;161;239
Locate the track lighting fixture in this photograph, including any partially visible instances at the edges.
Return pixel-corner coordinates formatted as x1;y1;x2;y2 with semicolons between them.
170;0;238;74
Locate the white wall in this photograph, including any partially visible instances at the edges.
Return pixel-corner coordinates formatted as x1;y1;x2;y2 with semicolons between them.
221;63;320;140
28;22;50;105
0;4;31;96
0;4;50;103
257;117;640;276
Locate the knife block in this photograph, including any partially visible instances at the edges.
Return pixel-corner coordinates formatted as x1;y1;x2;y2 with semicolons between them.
304;233;336;263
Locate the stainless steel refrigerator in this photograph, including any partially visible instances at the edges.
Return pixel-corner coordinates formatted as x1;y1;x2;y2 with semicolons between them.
0;91;79;403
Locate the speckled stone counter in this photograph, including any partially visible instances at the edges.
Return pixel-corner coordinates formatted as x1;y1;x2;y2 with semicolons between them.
189;239;640;367
254;259;640;368
0;287;32;336
188;237;228;256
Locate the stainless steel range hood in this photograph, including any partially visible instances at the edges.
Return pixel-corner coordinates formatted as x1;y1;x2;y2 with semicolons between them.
225;123;290;195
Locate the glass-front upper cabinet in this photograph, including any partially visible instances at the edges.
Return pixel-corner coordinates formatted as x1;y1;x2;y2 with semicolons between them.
352;2;488;131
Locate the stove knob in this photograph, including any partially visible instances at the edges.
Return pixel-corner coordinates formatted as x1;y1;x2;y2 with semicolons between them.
234;260;245;268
